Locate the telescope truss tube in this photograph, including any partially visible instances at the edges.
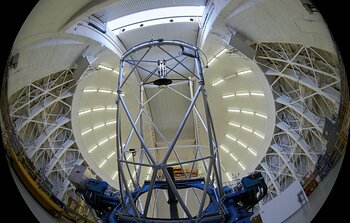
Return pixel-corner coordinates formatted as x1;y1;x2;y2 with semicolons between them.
115;39;224;221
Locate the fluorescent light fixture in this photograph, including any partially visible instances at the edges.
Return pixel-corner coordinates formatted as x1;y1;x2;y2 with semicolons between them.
83;89;97;92
109;134;117;139
211;79;224;86
216;48;227;57
236;92;250;96
113;92;125;96
220;164;226;172
255;113;268;118
93;107;106;112
107;151;116;159
248;148;257;156
241;126;253;133
148;167;152;174
146;175;150;180
98;64;113;71
207;57;216;66
113;70;119;74
237;140;247;148
226;134;237;142
229;122;240;128
254;131;265;139
238;161;246;170
226;172;232;181
106;107;117;110
112;91;118;95
222;94;235;98
88;145;98;153
224;74;236;80
112;171;118;180
99;89;112;93
98;138;109;145
228;109;240;113
99;159;107;168
106;120;117;125
93;123;105;130
241;110;254;115
229;153;238;161
220;145;229;153
250;92;264;96
79;110;91;115
127;154;132;160
237;69;252;75
81;128;92;136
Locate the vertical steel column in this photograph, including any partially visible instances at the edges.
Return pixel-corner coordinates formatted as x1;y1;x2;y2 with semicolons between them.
117;60;125;206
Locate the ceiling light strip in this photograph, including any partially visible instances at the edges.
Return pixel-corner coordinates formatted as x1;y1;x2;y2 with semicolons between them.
226;133;258;156
99;89;112;93
254;131;265;139
211;79;224;86
226;134;237;142
98;138;109;146
88;145;98;153
228;109;240;113
229;122;240;128
81;128;92;136
98;64;113;71
79;109;91;115
79;106;117;115
247;148;257;156
220;163;226;172
225;172;232;181
216;48;228;57
208;48;227;67
99;159;107;168
228;122;265;139
241;126;253;133
112;171;118;180
83;89;97;92
223;91;265;98
83;87;123;96
227;109;268;119
255;112;268;118
250;92;264;96
220;145;229;153
236;92;250;96
238;161;246;170
237;140;247;148
237;69;252;75
229;153;238;161
107;151;116;159
222;94;235;98
106;120;117;125
241;110;254;115
93;123;105;130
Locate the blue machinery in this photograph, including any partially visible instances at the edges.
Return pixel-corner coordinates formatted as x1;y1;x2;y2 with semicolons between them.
71;40;267;222
74;172;266;223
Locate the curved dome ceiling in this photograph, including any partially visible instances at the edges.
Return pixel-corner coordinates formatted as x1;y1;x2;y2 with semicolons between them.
6;0;343;212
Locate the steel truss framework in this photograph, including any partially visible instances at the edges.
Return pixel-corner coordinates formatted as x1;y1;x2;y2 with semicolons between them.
9;69;86;203
253;42;341;204
115;40;223;220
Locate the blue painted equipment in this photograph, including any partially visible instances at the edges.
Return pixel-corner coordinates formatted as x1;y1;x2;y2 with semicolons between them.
75;172;266;223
